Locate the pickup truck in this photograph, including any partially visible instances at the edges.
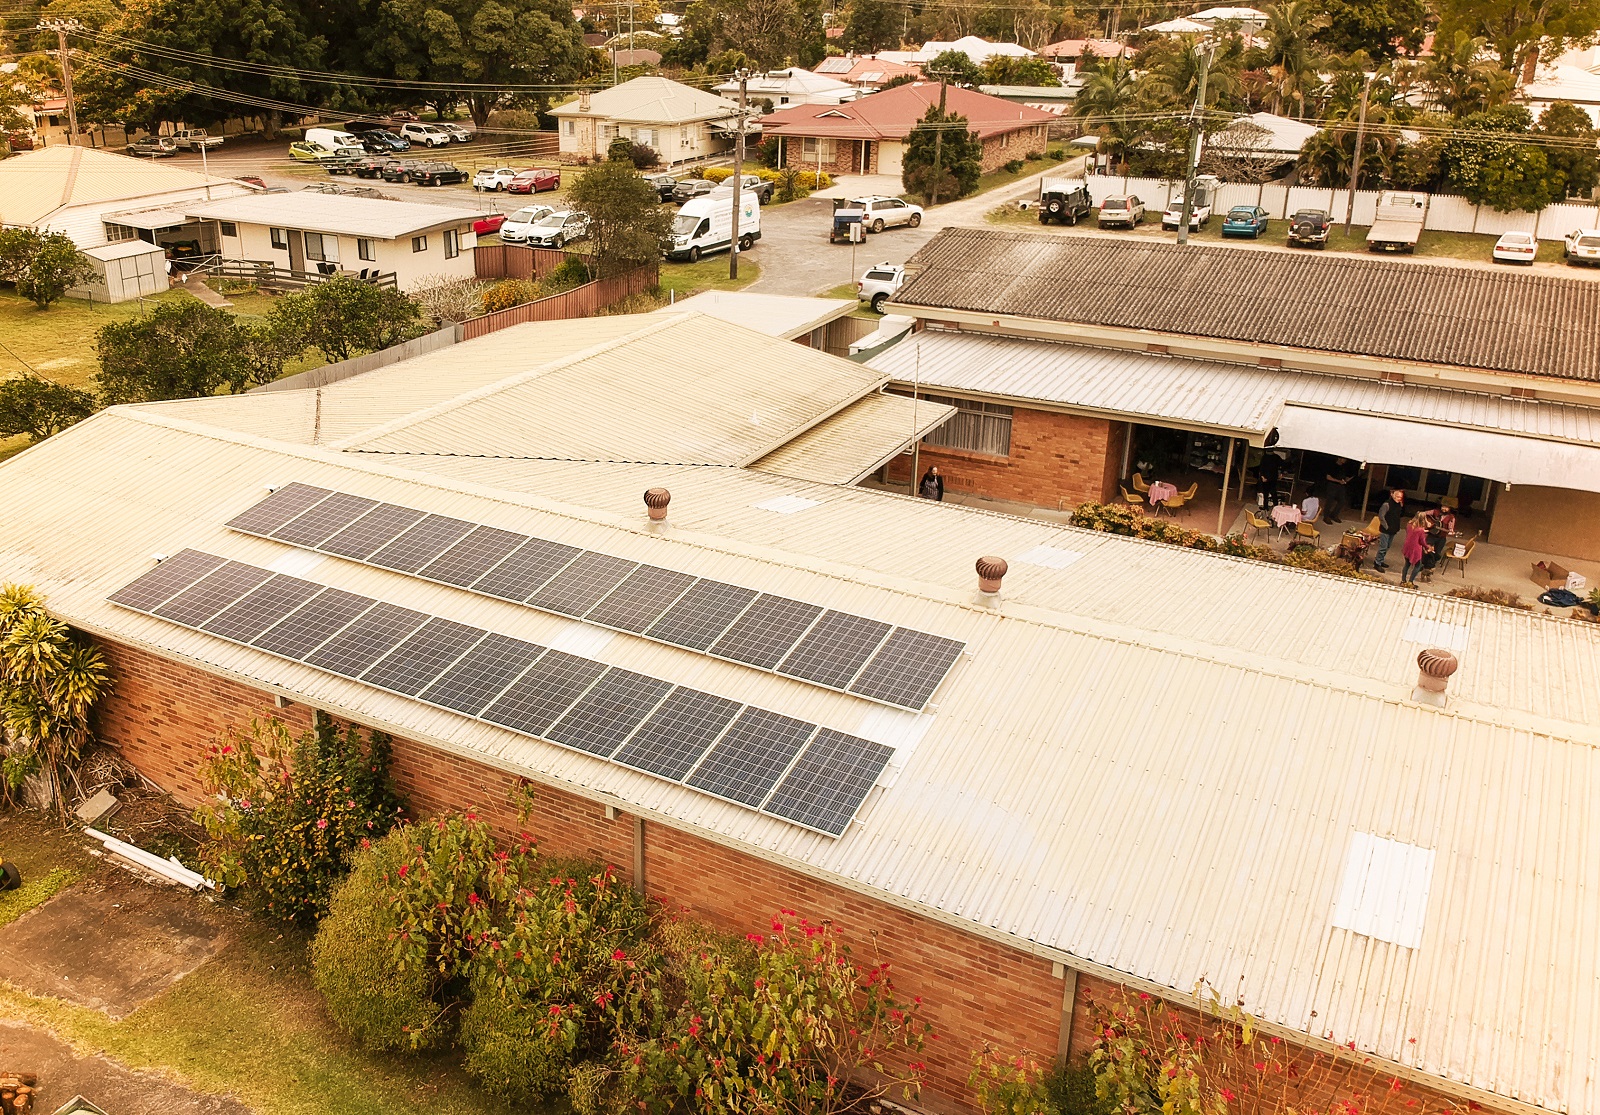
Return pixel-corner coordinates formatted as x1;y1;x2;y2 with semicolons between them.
1367;191;1426;253
170;128;223;150
1037;177;1093;225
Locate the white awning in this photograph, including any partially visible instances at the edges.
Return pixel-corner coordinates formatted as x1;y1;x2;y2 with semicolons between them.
103;206;197;230
1275;405;1600;493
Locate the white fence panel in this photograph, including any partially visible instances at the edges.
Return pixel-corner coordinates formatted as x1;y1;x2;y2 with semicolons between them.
1535;202;1600;239
1259;184;1290;217
1422;194;1477;233
1473;208;1539;238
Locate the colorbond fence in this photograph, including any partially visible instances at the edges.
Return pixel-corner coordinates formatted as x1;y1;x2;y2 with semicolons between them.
460;260;659;340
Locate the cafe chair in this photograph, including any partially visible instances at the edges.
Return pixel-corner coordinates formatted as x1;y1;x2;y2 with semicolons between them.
1178;482;1198;501
1131;472;1151;493
1120;486;1146;511
1295;519;1321;546
1159;493;1188;518
1445;535;1477;577
1244;507;1270;541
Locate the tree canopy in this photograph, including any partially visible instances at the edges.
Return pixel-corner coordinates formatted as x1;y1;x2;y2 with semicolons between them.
902;105;982;204
565;159;672;276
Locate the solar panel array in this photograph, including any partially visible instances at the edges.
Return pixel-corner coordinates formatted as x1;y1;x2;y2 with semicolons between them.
108;550;895;837
226;484;965;711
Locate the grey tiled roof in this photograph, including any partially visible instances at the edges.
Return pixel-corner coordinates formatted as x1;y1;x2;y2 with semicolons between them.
897;228;1600;382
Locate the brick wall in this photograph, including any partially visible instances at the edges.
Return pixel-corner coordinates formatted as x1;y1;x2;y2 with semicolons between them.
781;134;873;176
889;406;1123;509
90;638;1502;1115
979;125;1049;173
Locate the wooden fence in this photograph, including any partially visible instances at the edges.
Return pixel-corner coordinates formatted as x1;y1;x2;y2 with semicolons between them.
474;244;570;281
459;260;660;340
195;258;398;292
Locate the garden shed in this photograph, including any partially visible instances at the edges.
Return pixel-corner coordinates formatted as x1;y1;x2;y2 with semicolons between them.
77;239;167;303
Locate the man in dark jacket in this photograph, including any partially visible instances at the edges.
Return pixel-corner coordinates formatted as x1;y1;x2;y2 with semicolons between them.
1319;458;1357;522
1374;488;1404;571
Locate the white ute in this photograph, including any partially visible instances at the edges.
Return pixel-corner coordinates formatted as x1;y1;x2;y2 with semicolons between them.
857;263;905;313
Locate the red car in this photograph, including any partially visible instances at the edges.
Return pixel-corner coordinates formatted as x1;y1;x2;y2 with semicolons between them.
472;212;507;235
507;167;560;194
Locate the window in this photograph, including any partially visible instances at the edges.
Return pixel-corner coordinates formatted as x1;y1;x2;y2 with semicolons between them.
412;235;427;253
303;232;339;262
218;221;238;237
104;222;138;242
270;227;289;250
358;238;375;262
632;127;657;147
894;391;1013;457
801;136;835;161
563;119;576;136
443;228;459;259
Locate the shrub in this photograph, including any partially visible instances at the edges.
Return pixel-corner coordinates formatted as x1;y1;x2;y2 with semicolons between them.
485;108;543;131
479;278;540;313
796;169;833;190
628;142;660;168
459;979;573;1104
1067;503;1372;579
546;256;592;290
1025;149;1045;161
1447;585;1534;610
1004;158;1025;173
1282;547;1368;578
702;166;735;183
1048;147;1066;159
412;275;495;323
970;1043;1058;1114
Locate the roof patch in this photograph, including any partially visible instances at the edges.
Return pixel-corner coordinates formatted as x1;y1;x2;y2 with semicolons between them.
1330;832;1435;949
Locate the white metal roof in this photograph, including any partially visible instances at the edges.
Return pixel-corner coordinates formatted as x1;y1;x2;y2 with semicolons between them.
82;239;167;262
747;392;956;484
0;146;247;227
185;192;482;240
653;291;857;340
549;76;741;123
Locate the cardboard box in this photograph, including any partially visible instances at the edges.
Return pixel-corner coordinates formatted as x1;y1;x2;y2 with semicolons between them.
1532;560;1572;590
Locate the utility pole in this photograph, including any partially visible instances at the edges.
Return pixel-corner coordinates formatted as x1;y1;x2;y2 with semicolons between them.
928;69;950;207
1175;41;1214;247
39;20;80;143
730;69;749;280
1342;73;1374;237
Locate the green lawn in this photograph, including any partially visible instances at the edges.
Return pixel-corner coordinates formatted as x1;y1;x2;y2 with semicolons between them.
967;152;1068;199
658;255;760;299
0;289;209;389
821;282;879;319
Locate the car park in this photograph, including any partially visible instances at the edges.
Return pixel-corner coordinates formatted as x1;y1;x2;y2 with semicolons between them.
473;167;519;191
170;128;223;150
409;161;468;186
1221;205;1269;238
672;178;717;203
848;195;922;232
507;167;560;194
439;122;472;143
1562;228;1600;266
709;174;773;204
521;209;590;247
642;172;677;201
499;205;557;243
1286;208;1331;248
857;263;906;313
1493;231;1538;265
1097;195;1143;228
289;140;340;162
473;212;508;236
360;130;409;153
126;136;178;158
400;122;452;148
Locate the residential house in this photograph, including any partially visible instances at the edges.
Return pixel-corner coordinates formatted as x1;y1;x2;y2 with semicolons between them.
610;48;662;68
1142;16;1214;34
1037;38;1127;77
911;35;1035;65
715;67;856;108
1213;110;1321;157
550;76;744;164
183;192;483;291
1190;5;1269;27
812;53;923;92
1523;49;1600;125
760;82;1054;177
978;84;1077;114
0;308;1592;1115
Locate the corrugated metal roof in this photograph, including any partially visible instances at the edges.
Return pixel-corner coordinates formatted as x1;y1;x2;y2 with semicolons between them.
760;83;1055;141
187;192;482;240
5;402;1599;1114
749;392;956;483
549;76;740;123
653;291;857;340
0;145;248;227
897;229;1600;382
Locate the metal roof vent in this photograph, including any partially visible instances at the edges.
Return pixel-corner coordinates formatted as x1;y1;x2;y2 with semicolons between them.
976;555;1008;597
643;487;671;522
1411;647;1459;708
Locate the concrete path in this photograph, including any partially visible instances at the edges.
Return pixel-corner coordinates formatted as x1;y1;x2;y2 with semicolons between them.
0;1023;250;1115
184;278;232;308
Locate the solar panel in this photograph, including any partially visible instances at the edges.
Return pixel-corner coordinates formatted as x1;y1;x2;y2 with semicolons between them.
305;602;430;677
481;650;606;737
711;595;824;670
107;550;227;611
368;514;475;574
687;708;817;807
546;668;673;757
251;587;375;659
420;526;529;588
420;633;546;715
361;617;486;697
645;579;759;651
201;575;324;643
153;561;273;627
614;688;741;780
529;551;638;617
777;610;892;689
585;564;696;632
272;492;380;547
226;483;332;535
848;628;967;709
473;537;580;602
762;728;894;837
320;504;427;560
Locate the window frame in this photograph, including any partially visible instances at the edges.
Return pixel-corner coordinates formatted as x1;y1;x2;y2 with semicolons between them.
443;228;459;259
218;221;238;237
270;227;289;251
411;235;428;253
893;390;1013;457
358;238;376;262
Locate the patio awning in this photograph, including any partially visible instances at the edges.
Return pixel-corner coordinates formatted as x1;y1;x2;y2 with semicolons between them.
103;206;198;230
749;392;957;485
1274;404;1600;493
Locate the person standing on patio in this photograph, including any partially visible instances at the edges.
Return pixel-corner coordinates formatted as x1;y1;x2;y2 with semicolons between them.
1320;458;1356;522
918;466;945;501
1374;488;1405;572
1401;511;1431;587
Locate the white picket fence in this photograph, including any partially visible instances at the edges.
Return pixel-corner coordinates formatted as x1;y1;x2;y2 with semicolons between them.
1083;175;1600;241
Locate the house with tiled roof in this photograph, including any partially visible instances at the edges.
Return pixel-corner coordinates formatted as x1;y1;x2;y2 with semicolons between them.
812;53;923;92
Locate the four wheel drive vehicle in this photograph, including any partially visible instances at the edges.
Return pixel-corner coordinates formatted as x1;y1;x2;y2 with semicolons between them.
1221;205;1269;238
439;123;472;142
410;161;468;186
708;174;773;204
472;212;508;236
1366;190;1426;253
857;263;906;314
473;166;519;191
1493;231;1538;265
388;110;421;123
521;209;590;248
170;128;223;150
379;158;427;181
360;130;410;153
400;122;453;147
349;156;396;178
289;140;341;162
1161;176;1220;230
499;205;556;243
507;167;560;194
1097;195;1144;228
126;136;179;158
666;193;760;261
849;195;923;232
1562;228;1600;266
642;172;677;201
672;178;717;203
1286;208;1332;248
1037;178;1093;225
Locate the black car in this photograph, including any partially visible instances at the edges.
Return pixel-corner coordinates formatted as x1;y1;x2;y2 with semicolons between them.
379;158;428;182
1287;208;1332;248
1037;181;1093;226
672;177;716;203
350;155;397;179
642;172;677;201
360;130;410;153
410;161;468;186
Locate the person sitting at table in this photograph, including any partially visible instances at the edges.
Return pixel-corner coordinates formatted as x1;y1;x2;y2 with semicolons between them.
1300;494;1320;522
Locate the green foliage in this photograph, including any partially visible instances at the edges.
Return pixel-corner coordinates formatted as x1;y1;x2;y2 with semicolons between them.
1421;30;1515;116
1539;100;1600;198
480;278;541;312
458;982;573;1103
687;0;825;69
566;159;672;277
95;298;267;404
545;255;593;289
903;105;983;204
925;48;982;86
268;275;425;363
1068;504;1370;579
1435;0;1600;85
1314;0;1427;57
981;55;1061;87
0;376;96;443
843;0;899;53
193;713;402;924
608;133;637;162
970;1043;1060;1115
1043;1064;1114;1115
0;229;93;310
1440;105;1564;211
1003;158;1025;173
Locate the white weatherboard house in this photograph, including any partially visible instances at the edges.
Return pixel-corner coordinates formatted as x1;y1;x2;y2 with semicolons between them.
551;76;744;163
184;193;482;292
714;67;856;108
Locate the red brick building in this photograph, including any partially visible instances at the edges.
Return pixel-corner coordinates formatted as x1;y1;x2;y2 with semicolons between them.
1;310;1587;1115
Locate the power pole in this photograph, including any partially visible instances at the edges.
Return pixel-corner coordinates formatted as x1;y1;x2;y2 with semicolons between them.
928;69;950;207
730;69;749;280
1175;41;1214;247
39;20;80;143
1342;73;1374;237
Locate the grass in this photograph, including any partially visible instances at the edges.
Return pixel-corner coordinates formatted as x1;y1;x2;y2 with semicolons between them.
821;282;880;319
658;255;760;299
0;288;210;389
968;152;1067;199
0;867;82;929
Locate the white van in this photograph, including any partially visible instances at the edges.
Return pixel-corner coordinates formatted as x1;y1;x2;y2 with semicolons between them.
306;127;361;151
666;194;760;262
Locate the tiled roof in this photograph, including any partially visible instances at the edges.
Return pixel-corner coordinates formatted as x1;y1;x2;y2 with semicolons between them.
758;82;1054;141
897;228;1600;382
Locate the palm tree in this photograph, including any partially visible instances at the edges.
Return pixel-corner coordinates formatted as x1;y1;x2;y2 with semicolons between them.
1154;37;1239;107
1261;1;1327;117
1297;102;1397;187
1421;32;1515;116
1072;57;1137;122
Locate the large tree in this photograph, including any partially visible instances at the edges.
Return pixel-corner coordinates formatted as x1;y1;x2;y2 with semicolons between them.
1436;0;1600;85
0;377;96;443
902;106;982;204
1314;0;1427;59
1440;105;1565;211
1420;30;1516;116
981;55;1061;87
96;299;250;405
0;230;92;310
843;0;900;53
1540;100;1600;198
565;158;672;278
1260;1;1327;117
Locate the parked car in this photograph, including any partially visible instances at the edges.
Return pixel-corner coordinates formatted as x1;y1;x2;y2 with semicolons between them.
1098;195;1143;228
507;167;560;194
379;158;427;182
1286;208;1331;248
127;136;179;158
289;140;340;162
325;152;368;175
400;122;453;148
642;172;677;201
235;174;267;188
473;167;519;191
473;212;508;236
1493;231;1538;265
500;205;557;243
1036;178;1093;225
410;161;468;186
667;194;760;261
389;110;421;123
709;174;773;204
1562;228;1600;266
1161;192;1213;230
857;262;906;314
522;209;590;247
1221;205;1270;238
672;178;717;203
360;130;410;153
847;195;923;233
350;156;397;178
439;122;472;142
170;128;223;150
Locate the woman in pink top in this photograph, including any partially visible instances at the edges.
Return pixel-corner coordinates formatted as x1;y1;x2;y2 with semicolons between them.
1400;512;1431;587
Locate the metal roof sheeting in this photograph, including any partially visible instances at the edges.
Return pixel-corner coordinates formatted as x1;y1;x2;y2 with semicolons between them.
186;192;482;239
0;145;247;227
898;228;1600;382
749;392;956;483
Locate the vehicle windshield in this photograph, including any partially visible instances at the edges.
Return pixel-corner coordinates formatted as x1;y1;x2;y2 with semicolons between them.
1228;207;1254;217
1580;235;1600;248
672;214;701;236
866;270;897;280
509;208;546;223
533;213;567;227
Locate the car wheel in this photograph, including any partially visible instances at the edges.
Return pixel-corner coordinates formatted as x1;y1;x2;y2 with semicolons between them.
687;246;701;263
1066;211;1077;226
909;212;922;227
554;234;565;248
739;233;753;251
871;218;885;233
870;292;888;313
